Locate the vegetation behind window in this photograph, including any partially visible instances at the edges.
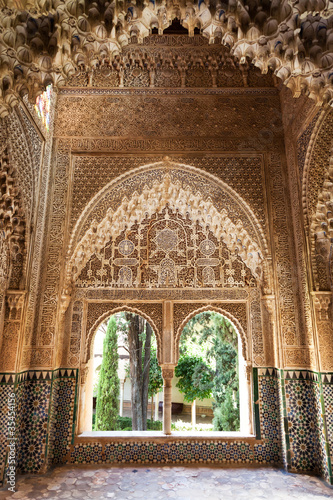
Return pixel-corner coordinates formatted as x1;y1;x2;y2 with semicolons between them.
178;312;240;431
95;316;120;430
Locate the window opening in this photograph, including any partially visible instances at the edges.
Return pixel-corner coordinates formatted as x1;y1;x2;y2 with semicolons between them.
174;311;250;433
163;18;188;35
34;85;52;131
89;312;162;432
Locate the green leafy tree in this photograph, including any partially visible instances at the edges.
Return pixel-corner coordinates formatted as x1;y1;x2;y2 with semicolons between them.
179;312;240;431
213;386;239;431
95;316;120;430
175;354;213;403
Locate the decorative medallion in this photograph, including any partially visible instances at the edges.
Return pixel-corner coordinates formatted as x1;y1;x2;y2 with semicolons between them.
132;68;141;77
199;239;216;256
118;239;135;256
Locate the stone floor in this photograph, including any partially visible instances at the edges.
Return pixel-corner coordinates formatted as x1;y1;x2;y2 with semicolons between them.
1;465;333;500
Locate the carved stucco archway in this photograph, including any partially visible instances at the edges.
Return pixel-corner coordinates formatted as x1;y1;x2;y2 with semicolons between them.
302;109;333;292
79;300;253;434
301;108;333;372
70;161;267;435
63;161;269;304
85;305;162;365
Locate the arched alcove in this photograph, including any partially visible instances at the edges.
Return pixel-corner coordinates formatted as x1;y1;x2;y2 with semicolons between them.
175;305;249;363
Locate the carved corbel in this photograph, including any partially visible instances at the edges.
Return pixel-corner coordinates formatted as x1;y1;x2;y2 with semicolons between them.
80;363;89;385
245;361;252;383
312;292;332;321
60;285;73;317
261;294;275;316
6;290;25;320
312;291;333;371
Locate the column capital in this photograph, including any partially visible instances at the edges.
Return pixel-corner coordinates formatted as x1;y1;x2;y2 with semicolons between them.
80;364;89;385
6;289;25;318
261;294;275;314
6;289;25;307
312;291;332;321
161;365;175;380
245;361;252;382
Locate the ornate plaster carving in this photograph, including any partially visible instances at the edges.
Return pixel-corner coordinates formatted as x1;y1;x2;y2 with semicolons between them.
65;163;268;306
85;303;162;364
173;303;248;363
311;145;333;290
0;1;332;117
0;146;26;274
313;291;332;320
312;291;333;370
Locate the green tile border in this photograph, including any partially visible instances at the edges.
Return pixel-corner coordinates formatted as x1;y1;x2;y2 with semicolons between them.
252;368;261;440
72;370;79;445
318;374;333;484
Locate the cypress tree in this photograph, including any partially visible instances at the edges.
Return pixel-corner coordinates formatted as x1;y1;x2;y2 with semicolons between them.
95;316;120;430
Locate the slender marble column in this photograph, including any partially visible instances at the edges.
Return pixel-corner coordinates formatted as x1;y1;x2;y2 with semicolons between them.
162;368;174;435
119;379;125;417
155;392;159;421
191;399;196;429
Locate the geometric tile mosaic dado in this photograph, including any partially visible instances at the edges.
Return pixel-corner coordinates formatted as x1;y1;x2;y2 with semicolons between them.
0;369;77;485
280;370;333;484
0;368;332;486
48;372;78;466
0;376;14;485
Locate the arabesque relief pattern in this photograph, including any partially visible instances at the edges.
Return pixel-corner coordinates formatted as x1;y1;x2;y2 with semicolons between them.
76;206;257;290
66;164;267;295
0;1;332;118
13;84;323;375
0;147;26;289
21;94;58;370
280;88;315;354
310;124;333;292
16;88;56;371
83;302;163;365
268;152;315;369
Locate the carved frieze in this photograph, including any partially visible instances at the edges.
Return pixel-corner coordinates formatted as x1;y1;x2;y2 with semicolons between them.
0;3;332;118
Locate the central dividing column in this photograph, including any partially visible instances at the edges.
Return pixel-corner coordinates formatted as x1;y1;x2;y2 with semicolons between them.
161;301;176;435
162;367;174;435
